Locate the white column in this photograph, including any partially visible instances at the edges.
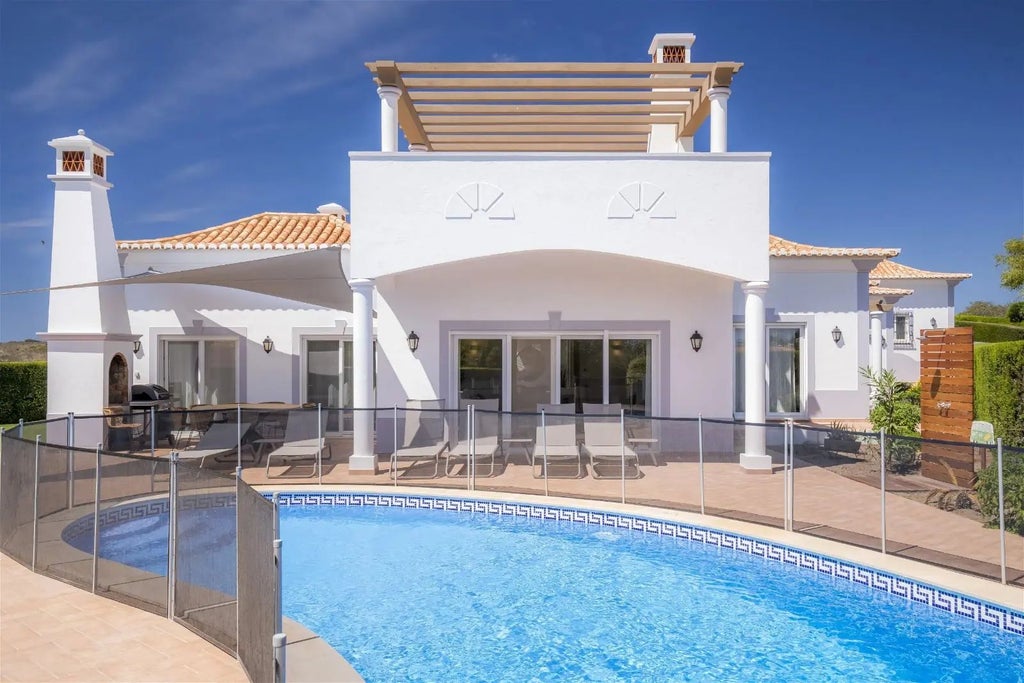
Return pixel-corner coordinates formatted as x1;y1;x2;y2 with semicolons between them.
869;310;884;380
708;86;731;153
350;278;376;472
740;281;771;471
377;85;401;153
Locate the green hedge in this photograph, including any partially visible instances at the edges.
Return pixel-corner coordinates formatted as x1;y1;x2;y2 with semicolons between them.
0;361;47;424
957;320;1024;343
975;341;1024;448
956;314;1022;325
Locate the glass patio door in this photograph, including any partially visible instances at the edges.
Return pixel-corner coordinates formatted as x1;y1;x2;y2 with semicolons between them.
163;339;236;408
458;339;503;407
560;338;603;412
304;339;354;432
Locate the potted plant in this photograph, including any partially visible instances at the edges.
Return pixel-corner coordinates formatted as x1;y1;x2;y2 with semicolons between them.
824;421;861;453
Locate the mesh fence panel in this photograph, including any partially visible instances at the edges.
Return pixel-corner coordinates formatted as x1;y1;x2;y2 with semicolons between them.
792;425;882;550
389;405;450;484
237;483;277;683
0;433;36;565
470;410;546;498
882;434;1022;584
94;453;170;615
699;420;786;528
626;416;700;512
174;462;237;652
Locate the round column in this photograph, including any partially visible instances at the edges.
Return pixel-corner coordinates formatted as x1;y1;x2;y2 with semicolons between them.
377;86;402;153
741;281;771;471
708;86;731;153
869;310;885;380
350;278;377;472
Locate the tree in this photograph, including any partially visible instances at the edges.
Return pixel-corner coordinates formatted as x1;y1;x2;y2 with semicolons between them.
996;237;1024;296
962;301;1008;317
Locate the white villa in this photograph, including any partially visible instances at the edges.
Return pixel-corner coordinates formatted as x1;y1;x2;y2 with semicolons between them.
40;33;970;472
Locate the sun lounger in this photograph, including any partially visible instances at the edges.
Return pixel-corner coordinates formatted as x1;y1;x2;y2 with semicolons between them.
265;410;331;478
179;421;253;467
446;399;501;477
582;412;641;479
391;399;449;479
532;404;582;478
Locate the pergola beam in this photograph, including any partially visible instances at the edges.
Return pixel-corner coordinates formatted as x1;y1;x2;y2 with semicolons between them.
408;90;699;103
424;124;653;134
402;76;706;89
390;61;742;75
416;104;691;114
429;134;649;143
420;114;678;124
430;142;648;152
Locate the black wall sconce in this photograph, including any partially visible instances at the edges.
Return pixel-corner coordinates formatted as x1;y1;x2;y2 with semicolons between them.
133;339;142;355
408;330;420;353
831;326;842;344
689;331;703;353
262;336;274;354
930;317;937;329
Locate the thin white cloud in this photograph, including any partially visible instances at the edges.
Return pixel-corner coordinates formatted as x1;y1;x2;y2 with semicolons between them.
134;207;207;225
0;217;49;233
166;160;218;183
9;40;123;112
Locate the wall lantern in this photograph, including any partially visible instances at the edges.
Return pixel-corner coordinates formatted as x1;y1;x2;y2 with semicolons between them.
831;326;842;344
262;336;274;354
407;330;420;353
689;331;703;353
132;339;142;355
930;317;937;329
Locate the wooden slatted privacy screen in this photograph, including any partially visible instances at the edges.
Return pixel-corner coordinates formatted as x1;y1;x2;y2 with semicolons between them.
919;327;974;485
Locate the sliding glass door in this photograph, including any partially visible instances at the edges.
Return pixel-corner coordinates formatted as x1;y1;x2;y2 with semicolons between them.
608;339;651;416
560;338;603;411
458;339;503;408
303;339;357;432
733;326;804;417
163;339;237;408
511;338;552;412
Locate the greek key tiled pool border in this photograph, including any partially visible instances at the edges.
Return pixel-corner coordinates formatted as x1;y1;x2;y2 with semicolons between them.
274;491;1024;637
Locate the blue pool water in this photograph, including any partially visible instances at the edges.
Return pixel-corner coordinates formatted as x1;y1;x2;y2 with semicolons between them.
72;500;1023;682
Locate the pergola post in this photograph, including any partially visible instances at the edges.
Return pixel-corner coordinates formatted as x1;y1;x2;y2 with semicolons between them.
708;86;730;153
377;86;402;152
350;278;377;472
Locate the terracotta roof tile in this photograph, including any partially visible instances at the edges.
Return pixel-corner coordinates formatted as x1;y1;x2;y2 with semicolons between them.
769;235;899;258
117;212;350;251
868;283;914;297
869;259;971;281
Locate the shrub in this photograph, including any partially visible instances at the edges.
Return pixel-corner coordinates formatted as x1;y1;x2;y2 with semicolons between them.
975;341;1024;448
861;368;921;473
0;361;47;424
961;301;1008;317
976;450;1024;535
1008;302;1024;324
956;320;1024;343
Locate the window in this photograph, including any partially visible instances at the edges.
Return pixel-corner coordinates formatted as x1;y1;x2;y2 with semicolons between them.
163;339;237;408
454;333;656;418
302;339;361;432
734;325;804;417
894;312;914;349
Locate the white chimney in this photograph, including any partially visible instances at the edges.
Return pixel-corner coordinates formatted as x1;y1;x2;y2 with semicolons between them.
40;130;136;438
647;34;697;153
317;202;349;220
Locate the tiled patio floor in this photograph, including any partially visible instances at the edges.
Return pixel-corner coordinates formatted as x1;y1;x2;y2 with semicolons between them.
239;436;1024;586
0;554;246;683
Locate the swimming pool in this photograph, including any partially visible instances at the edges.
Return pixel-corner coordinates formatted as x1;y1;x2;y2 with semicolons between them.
68;493;1024;682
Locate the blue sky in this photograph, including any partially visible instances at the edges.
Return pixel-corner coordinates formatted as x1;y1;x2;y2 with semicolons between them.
1;0;1021;340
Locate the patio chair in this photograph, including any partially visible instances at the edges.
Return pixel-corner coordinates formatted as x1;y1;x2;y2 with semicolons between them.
265;410;332;478
582;413;641;479
582;402;622;416
532;404;582;478
446;399;501;477
178;421;253;468
390;399;449;479
103;407;145;451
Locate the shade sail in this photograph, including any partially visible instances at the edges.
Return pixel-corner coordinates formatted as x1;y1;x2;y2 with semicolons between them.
17;247;352;311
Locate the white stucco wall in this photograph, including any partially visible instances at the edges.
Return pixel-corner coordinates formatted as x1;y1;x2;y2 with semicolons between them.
734;258;875;421
370;250;735;419
349;152;770;283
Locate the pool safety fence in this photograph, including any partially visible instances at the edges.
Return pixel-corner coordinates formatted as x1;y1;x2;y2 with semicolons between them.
0;426;284;683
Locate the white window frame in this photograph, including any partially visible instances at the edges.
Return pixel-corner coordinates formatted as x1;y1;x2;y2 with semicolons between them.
451;331;660;415
733;323;808;420
159;336;239;407
299;336;350;407
893;311;915;349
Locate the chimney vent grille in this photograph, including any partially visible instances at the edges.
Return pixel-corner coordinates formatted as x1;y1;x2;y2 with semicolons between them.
62;150;85;172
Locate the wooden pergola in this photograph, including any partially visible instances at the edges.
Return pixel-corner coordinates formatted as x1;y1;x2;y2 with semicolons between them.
365;60;743;152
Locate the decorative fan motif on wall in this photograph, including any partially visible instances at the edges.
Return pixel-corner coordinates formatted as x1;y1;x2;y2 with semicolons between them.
607;182;676;220
444;182;515;220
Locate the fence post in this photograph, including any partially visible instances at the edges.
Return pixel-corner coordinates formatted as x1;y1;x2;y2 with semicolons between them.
167;451;178;619
273;632;288;683
274;538;283;634
392;405;398;487
880;429;887;555
237;403;243;472
620;408;626;505
66;412;74;510
317;403;323;485
697;414;705;515
996;438;1007;585
541;409;548;497
467;404;474;491
151;405;157;457
782;421;789;531
32;435;41;570
92;443;102;594
18;418;24;438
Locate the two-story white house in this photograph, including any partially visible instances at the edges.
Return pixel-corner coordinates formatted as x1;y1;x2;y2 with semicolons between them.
39;33;969;471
